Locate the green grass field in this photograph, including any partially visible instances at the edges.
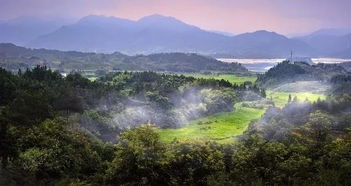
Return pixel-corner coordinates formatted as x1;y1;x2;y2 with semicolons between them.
158;90;325;143
158;75;326;143
88;77;98;81
181;73;257;85
158;104;265;144
183;73;325;107
267;90;326;107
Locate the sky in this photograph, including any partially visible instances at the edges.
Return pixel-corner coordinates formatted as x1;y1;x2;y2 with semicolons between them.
1;0;350;35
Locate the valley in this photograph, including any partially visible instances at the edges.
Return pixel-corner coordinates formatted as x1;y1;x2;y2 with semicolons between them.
1;4;351;184
1;50;350;185
157;73;327;143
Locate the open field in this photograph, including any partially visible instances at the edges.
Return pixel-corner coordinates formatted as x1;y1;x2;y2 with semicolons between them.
181;73;257;85
158;104;265;144
88;77;98;81
267;90;326;107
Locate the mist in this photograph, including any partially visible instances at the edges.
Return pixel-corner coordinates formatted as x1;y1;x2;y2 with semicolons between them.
76;86;237;142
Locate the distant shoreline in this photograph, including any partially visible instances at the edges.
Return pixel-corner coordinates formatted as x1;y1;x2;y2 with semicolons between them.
217;58;351;64
217;58;351;72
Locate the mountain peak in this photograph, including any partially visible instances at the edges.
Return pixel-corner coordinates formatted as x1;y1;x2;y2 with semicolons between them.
79;15;108;21
140;14;168;19
77;15;133;25
138;14;184;24
252;30;279;36
238;30;287;40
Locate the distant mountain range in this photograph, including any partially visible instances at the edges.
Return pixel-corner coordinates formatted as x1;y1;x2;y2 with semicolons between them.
1;14;351;58
295;28;351;58
0;16;73;46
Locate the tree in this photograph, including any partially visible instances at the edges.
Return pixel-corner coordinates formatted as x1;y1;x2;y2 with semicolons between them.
292;96;298;102
306;110;333;143
261;89;267;98
0;114;15;167
294;110;333;145
16;119;102;181
167;141;225;185
53;87;84;123
0;68;17;105
288;94;292;103
105;124;168;185
4;90;53;126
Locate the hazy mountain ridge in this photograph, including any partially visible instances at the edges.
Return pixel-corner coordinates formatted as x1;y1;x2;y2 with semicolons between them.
0;16;73;46
24;15;319;57
0;43;248;73
295;29;351;58
28;14;230;54
1;15;351;58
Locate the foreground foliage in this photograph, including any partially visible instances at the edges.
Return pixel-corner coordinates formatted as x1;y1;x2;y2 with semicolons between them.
2;98;351;185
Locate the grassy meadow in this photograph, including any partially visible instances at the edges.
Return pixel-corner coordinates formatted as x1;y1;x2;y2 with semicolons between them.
88;77;98;81
158;74;327;143
159;104;265;144
267;90;326;107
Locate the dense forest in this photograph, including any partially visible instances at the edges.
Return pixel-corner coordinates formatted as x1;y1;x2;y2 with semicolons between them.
0;65;350;185
0;43;248;74
330;74;351;94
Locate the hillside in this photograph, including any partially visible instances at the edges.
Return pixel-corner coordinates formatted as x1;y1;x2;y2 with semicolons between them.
256;61;349;88
0;43;248;73
227;30;315;58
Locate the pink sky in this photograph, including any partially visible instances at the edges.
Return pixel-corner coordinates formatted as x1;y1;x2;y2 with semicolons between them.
102;0;322;35
1;0;350;35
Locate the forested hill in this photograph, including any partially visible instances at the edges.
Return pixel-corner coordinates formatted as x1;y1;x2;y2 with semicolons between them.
0;43;248;73
256;60;350;88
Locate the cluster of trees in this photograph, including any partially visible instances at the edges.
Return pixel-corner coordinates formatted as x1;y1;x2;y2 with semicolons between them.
330;74;351;94
0;66;113;171
101;71;264;101
100;71;264;116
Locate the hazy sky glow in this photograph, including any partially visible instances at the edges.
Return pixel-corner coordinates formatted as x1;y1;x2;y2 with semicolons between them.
1;0;350;35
